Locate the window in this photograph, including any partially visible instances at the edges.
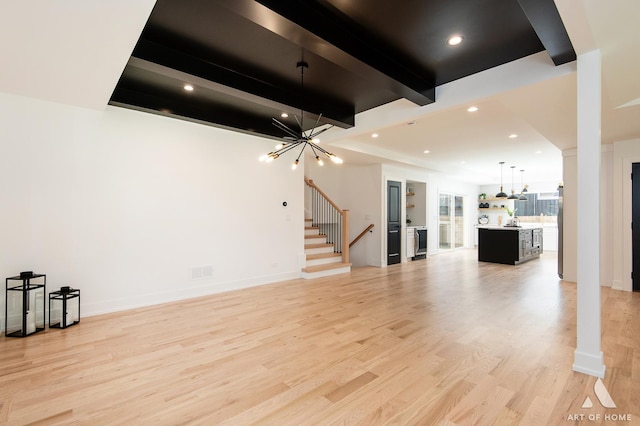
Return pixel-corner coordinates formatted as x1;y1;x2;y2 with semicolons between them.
515;191;559;217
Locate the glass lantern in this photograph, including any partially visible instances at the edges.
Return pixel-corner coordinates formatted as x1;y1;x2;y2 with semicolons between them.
5;272;46;337
49;287;80;329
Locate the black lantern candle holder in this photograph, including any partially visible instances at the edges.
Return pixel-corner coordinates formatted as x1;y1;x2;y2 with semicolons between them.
49;286;80;329
5;272;46;337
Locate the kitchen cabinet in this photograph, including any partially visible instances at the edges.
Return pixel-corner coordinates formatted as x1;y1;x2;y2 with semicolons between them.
406;227;415;258
477;227;543;265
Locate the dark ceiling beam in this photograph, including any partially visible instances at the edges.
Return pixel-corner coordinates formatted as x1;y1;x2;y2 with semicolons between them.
111;86;285;139
216;0;435;106
516;0;576;65
131;38;355;129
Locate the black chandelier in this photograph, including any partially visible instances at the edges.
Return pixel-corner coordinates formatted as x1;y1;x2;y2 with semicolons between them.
259;60;342;170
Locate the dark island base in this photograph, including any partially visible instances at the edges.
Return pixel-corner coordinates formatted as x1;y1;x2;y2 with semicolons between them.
478;227;543;265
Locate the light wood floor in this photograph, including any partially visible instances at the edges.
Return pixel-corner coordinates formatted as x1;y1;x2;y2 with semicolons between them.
1;250;639;425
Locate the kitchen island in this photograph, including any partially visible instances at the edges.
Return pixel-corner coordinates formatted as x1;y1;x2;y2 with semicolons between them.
477;225;543;265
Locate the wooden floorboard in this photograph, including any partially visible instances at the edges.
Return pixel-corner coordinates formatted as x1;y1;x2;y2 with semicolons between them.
1;249;639;425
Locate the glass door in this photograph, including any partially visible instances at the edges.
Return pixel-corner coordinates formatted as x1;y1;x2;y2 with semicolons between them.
439;193;465;250
439;194;452;250
454;195;464;248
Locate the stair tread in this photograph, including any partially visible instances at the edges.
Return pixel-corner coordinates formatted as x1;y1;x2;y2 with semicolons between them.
305;226;319;230
302;262;352;273
304;243;334;249
304;234;326;239
306;252;342;260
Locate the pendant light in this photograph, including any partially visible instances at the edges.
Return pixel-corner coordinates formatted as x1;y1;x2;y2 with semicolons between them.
259;56;342;168
495;161;508;198
519;170;528;200
508;165;519;199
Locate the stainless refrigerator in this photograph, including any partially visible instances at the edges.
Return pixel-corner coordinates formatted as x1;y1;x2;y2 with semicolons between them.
557;185;563;278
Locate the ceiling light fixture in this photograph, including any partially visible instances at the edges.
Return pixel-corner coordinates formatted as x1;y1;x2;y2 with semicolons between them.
509;134;518;139
183;84;194;92
519;170;528;200
448;35;463;46
423;150;430;154
467;106;478;112
496;161;508;198
259;58;342;168
372;133;379;138
281;112;289;118
508;165;519;199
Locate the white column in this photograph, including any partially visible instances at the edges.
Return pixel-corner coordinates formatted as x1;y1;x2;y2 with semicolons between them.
572;50;605;378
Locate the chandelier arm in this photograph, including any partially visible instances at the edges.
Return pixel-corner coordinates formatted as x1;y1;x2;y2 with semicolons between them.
309;113;322;137
272;141;303;156
272;118;300;139
309;125;332;139
294;144;306;162
310;142;332;156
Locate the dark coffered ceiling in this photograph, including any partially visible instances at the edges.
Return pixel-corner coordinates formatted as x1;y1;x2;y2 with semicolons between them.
110;0;575;140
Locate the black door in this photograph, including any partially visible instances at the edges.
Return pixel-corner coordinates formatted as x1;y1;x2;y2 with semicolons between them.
387;180;401;265
633;163;640;291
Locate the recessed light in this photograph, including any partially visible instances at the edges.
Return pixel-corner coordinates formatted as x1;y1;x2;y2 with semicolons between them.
423;150;430;154
448;35;463;46
467;106;478;112
281;112;289;118
460;161;466;164
183;84;194;92
535;150;542;154
509;134;518;139
371;133;379;138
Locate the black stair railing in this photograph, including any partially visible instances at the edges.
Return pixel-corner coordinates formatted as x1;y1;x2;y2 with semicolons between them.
304;177;349;264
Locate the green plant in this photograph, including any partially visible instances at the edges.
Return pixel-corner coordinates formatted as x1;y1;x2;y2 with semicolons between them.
479;193;487;199
506;207;517;217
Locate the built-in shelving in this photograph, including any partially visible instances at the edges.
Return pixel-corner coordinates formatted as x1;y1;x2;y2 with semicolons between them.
406;182;426;227
406;191;415;208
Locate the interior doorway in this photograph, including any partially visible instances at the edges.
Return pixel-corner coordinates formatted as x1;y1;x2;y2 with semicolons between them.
387;180;401;265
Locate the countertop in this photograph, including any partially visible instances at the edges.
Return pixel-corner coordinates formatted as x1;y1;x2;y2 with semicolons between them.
476;224;543;230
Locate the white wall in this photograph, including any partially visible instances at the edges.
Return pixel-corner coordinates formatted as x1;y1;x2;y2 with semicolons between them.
0;92;304;323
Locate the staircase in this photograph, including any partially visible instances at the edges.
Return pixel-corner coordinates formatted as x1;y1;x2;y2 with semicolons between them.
301;219;351;279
